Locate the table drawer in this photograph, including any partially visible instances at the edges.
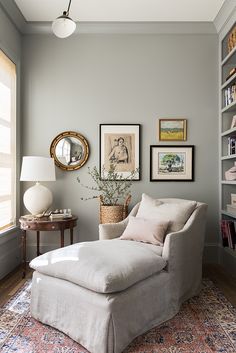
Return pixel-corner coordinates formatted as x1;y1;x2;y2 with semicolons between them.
20;222;61;231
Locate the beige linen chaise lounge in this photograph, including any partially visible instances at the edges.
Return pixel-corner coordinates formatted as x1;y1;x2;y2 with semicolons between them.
30;195;207;353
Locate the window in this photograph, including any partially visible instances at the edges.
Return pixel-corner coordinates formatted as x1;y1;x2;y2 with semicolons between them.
0;50;16;231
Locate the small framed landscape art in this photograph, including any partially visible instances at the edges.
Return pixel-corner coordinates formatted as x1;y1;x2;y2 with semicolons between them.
99;124;140;180
159;119;187;141
150;145;194;181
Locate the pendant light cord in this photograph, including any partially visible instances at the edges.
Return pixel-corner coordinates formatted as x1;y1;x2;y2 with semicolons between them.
66;0;72;15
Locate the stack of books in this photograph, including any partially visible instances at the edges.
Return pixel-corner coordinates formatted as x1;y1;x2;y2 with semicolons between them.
221;220;236;249
228;136;236;155
50;213;72;220
224;83;236;107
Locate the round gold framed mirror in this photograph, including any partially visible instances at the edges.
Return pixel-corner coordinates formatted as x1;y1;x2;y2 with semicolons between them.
50;131;89;171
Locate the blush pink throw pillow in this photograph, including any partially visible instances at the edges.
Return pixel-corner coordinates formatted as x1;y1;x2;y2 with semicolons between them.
120;216;169;246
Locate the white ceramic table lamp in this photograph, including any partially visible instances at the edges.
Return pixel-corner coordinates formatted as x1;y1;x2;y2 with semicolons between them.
20;156;56;215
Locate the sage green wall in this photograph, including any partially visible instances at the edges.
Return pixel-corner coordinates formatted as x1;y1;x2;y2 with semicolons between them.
22;33;218;260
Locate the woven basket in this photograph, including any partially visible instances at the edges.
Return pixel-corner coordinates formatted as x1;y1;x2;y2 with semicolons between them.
99;195;131;224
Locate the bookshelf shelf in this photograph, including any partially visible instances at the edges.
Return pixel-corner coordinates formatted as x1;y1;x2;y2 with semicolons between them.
221;45;236;66
221;100;236;113
221;209;236;218
221;180;236;184
221;71;236;90
223;246;236;254
221;154;236;160
221;127;236;137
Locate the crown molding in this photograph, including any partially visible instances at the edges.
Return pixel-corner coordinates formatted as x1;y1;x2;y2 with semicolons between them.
0;0;26;33
214;0;236;34
0;0;217;35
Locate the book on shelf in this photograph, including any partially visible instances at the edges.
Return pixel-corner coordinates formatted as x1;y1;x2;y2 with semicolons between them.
221;220;229;247
220;219;236;249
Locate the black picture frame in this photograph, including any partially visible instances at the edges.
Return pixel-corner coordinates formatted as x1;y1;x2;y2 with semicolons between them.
99;124;141;180
150;145;194;181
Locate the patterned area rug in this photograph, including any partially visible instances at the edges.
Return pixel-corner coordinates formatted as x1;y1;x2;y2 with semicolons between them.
0;279;235;353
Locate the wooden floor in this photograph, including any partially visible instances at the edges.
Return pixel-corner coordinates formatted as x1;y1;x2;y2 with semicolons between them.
0;264;236;308
0;265;33;307
203;264;236;307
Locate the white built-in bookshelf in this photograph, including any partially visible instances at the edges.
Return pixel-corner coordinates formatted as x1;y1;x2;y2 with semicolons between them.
220;21;236;254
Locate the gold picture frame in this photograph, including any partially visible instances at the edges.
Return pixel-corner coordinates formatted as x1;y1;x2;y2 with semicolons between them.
159;119;187;141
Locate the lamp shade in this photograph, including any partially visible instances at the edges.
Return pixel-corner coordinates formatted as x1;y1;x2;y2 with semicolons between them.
52;15;76;38
20;156;56;182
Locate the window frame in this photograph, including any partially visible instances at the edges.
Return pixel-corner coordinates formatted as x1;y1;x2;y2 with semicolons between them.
0;47;20;236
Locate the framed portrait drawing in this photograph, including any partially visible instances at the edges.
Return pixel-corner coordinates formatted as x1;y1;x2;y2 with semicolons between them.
159;119;187;141
99;124;140;180
150;145;194;181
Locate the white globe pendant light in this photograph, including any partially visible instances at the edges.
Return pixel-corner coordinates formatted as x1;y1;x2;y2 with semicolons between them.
52;0;76;38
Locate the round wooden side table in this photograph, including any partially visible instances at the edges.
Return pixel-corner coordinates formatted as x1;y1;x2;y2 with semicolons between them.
19;216;78;278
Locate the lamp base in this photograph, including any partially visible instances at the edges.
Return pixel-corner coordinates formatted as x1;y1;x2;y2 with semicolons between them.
23;182;53;215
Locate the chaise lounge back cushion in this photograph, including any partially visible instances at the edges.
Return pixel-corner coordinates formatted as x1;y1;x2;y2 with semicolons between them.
136;193;197;233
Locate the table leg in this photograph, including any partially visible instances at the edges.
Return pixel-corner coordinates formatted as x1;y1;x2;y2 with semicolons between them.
22;230;26;279
37;231;40;256
70;228;73;245
61;229;64;247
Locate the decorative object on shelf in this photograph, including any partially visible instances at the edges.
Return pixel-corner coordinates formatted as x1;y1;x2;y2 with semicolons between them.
52;0;76;38
99;124;141;180
225;163;236;181
150;145;194;181
77;164;137;223
50;131;89;171
231;193;236;206
158;119;187;141
227;25;236;53
230;115;236;129
20;156;56;215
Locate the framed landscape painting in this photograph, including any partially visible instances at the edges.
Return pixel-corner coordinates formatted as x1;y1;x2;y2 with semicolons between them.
150;145;194;181
159;119;187;141
99;124;140;180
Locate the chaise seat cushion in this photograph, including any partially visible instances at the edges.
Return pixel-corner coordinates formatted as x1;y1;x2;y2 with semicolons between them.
30;239;166;294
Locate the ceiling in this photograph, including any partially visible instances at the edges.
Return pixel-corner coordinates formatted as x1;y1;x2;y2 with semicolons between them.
14;0;226;22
